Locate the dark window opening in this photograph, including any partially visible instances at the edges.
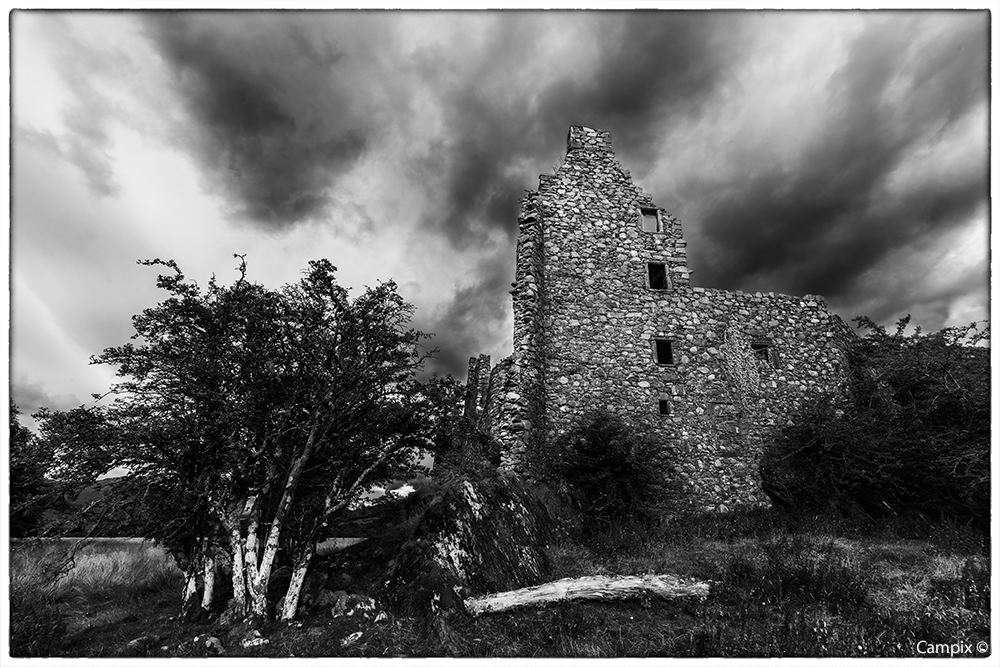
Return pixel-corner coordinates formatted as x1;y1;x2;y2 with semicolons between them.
654;339;674;365
751;343;772;365
648;263;670;290
658;398;671;416
641;208;659;232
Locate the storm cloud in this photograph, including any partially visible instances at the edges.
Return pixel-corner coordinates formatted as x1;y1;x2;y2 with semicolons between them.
687;12;988;304
142;12;381;228
420;248;516;378
403;12;753;248
10;9;990;394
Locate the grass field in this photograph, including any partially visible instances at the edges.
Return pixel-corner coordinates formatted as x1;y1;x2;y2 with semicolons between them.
9;538;185;657
322;512;991;658
8;513;992;657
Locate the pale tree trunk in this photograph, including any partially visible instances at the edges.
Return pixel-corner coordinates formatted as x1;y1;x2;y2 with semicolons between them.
242;494;263;596
181;565;200;616
279;544;315;621
231;535;248;615
201;551;216;611
271;441;405;622
223;515;248;617
248;562;271;619
242;423;320;620
238;492;272;620
274;442;371;623
239;489;273;619
238;435;285;618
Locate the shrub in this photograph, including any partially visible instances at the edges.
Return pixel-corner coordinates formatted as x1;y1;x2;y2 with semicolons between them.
760;317;989;529
547;409;679;535
430;416;501;480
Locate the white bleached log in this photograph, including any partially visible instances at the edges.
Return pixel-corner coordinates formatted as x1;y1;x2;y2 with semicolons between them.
464;574;710;616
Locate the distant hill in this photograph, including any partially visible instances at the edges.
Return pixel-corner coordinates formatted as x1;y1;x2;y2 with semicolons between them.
39;473;436;538
41;476;127;537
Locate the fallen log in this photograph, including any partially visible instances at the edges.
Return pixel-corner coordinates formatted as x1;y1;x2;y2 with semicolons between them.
464;574;710;616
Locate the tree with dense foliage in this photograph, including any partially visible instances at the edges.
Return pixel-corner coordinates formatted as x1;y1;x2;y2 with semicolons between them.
26;404;127;536
9;402;57;537
548;409;678;532
74;256;437;621
761;316;990;529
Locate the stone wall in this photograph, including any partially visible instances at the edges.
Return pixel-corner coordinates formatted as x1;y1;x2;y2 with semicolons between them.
468;125;854;511
490;189;550;470
463;354;491;420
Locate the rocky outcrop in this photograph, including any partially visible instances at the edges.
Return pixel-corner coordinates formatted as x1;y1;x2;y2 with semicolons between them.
380;473;576;615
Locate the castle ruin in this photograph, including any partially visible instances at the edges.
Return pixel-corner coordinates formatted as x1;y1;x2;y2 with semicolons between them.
466;125;855;512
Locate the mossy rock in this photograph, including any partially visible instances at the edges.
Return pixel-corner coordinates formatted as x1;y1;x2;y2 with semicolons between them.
381;472;577;615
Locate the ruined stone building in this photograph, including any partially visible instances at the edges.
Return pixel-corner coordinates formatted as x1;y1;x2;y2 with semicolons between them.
465;125;855;511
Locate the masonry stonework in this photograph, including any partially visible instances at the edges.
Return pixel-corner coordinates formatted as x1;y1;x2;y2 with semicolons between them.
466;125;854;512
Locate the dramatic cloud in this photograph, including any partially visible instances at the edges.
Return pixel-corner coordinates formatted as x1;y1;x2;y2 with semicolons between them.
420;249;516;378
9;9;991;395
402;12;753;249
142;12;388;228
660;12;988;306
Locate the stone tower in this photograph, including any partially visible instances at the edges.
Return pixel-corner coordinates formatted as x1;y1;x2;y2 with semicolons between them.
467;125;854;511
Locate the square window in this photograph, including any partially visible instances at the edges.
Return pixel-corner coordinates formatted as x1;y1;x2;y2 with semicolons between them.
658;398;671;416
751;343;772;365
647;263;670;290
653;339;674;365
640;208;660;232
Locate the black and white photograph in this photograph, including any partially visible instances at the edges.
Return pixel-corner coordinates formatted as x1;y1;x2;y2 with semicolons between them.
5;4;993;659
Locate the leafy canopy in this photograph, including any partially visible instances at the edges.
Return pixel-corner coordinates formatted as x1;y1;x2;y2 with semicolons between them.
64;255;440;618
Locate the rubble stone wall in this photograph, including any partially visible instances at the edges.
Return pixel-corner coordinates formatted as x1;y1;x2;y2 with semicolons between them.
463;354;492;419
467;125;854;511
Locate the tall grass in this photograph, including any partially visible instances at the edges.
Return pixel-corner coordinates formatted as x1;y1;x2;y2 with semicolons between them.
57;541;181;601
9;539;183;656
537;509;990;657
8;512;990;657
9;563;66;657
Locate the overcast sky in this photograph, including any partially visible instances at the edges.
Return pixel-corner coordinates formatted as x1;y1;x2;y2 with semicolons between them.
8;8;992;416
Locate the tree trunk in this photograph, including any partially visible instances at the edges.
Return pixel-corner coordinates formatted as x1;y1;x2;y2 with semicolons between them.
248;424;319;619
279;545;315;621
201;552;216;611
464;574;710;616
181;567;199;615
242;494;263;594
249;574;270;617
228;524;248;617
